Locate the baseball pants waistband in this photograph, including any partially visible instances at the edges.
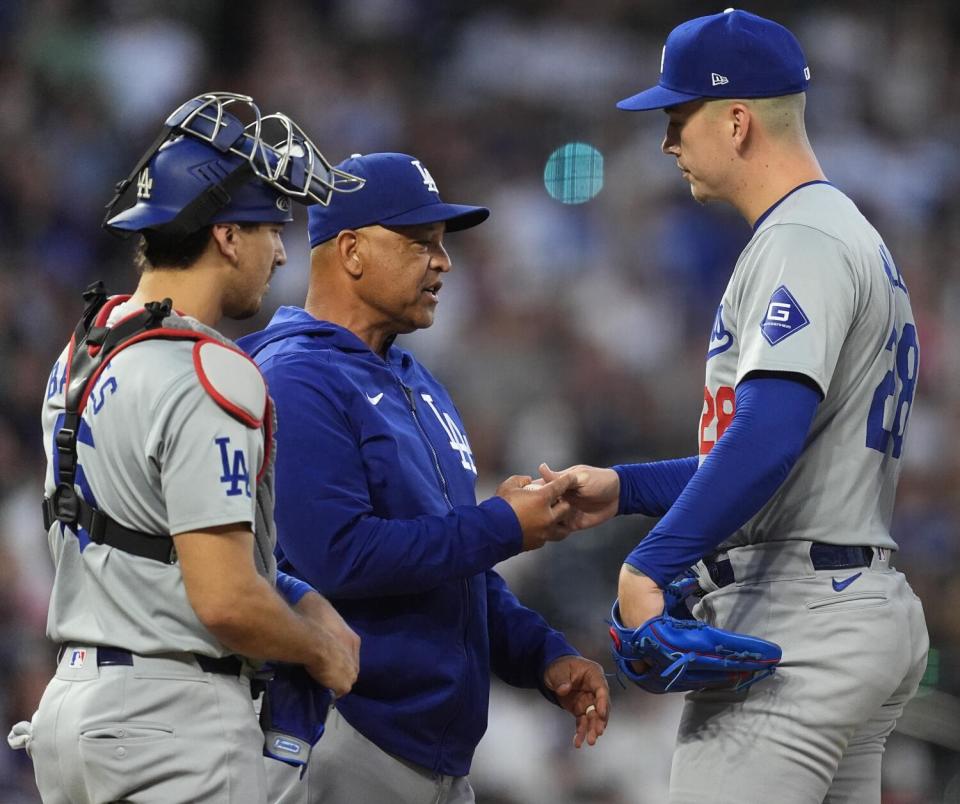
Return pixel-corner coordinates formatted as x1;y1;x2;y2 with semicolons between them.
58;645;244;676
701;541;894;589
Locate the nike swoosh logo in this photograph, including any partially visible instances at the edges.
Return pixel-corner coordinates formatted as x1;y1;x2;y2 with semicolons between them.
832;572;862;592
366;392;384;406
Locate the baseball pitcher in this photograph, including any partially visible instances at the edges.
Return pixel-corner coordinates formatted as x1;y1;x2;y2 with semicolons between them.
547;10;929;803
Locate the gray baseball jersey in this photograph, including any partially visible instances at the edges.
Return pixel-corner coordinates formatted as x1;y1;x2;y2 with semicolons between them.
41;299;272;657
673;183;928;803
702;182;917;551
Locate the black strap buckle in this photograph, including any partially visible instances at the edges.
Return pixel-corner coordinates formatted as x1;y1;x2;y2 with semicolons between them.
143;298;173;324
82;280;108;305
52;483;80;524
55;428;75;453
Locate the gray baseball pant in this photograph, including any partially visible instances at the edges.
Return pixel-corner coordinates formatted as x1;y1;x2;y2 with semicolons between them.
265;708;474;804
670;541;928;804
29;646;266;803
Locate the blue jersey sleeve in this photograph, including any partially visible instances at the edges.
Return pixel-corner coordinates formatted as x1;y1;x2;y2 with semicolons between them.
265;361;522;599
485;570;579;696
613;457;698;516
624;374;821;586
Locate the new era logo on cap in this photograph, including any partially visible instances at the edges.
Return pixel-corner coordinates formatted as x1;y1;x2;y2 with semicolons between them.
711;73;729;86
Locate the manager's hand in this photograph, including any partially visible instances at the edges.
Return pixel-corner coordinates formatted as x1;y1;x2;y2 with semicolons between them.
496;472;583;551
544;654;610;748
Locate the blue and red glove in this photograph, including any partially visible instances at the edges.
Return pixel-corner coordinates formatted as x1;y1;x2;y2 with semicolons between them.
608;597;781;694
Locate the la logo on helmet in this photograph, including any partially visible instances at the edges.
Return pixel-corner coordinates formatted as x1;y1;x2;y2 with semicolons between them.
136;168;153;200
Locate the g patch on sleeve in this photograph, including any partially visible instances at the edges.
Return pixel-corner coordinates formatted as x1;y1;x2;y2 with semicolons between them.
193;340;267;428
760;285;809;346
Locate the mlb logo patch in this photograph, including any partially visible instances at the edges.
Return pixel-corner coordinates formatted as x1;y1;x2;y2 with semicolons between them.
760;286;809;346
68;649;86;669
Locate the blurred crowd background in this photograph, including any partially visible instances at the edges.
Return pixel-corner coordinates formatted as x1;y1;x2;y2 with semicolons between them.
0;0;958;801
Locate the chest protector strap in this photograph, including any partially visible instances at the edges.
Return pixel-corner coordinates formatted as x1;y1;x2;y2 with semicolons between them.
43;282;188;563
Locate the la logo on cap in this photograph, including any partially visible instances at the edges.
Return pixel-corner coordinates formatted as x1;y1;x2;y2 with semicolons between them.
411;160;439;194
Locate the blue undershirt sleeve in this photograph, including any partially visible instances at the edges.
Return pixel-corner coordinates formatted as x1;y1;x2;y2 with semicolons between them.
275;571;315;607
624;374;821;587
613;457;699;516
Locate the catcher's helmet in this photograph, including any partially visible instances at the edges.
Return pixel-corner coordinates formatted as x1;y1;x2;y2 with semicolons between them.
104;92;364;238
106;137;296;233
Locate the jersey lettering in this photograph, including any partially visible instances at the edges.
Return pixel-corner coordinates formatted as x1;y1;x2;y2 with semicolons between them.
47;361;66;400
91;373;118;415
880;244;906;294
699;385;735;455
866;323;918;459
420;393;477;473
215;436;251;497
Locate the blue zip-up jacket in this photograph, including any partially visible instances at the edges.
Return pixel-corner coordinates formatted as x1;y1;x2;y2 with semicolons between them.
239;307;578;776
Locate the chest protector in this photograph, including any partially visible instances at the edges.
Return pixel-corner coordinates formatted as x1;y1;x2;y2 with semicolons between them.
44;281;279;578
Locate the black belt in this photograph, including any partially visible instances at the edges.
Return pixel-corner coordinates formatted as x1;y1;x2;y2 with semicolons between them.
705;544;875;589
62;646;243;676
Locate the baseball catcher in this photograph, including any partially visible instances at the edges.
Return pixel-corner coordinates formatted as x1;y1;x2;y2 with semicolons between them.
14;91;362;804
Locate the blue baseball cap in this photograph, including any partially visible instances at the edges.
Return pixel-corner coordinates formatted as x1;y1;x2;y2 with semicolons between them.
307;152;489;247
617;9;810;112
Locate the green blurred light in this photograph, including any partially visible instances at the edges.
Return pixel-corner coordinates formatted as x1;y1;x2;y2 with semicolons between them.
543;142;604;205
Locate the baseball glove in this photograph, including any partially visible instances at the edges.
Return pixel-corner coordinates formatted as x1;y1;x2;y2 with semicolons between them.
661;571;701;620
608;600;782;694
260;663;334;771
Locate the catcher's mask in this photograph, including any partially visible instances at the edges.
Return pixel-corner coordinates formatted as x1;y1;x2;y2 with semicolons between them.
104;92;364;238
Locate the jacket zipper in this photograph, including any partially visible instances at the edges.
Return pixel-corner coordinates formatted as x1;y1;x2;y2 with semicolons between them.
394;374;470;772
399;382;454;510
